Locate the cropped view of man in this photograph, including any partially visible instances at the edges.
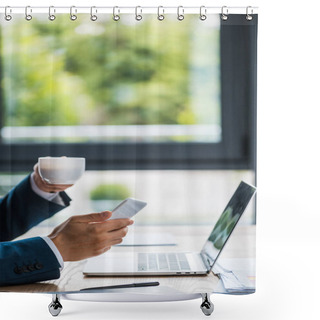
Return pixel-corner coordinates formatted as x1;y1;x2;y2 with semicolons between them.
0;164;133;286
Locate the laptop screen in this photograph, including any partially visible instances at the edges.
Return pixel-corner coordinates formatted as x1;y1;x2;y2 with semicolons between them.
201;181;256;271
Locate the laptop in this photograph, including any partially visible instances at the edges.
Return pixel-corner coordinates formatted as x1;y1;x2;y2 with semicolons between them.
83;181;256;276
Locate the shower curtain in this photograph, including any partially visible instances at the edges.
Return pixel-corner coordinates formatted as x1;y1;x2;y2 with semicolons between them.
0;5;258;301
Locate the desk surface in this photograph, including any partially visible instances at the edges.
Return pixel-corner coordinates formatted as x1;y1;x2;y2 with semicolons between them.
0;225;255;294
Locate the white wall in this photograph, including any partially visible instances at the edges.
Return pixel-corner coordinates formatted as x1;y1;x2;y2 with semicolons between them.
1;0;319;319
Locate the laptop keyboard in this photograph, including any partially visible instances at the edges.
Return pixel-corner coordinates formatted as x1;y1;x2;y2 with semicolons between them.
138;253;191;272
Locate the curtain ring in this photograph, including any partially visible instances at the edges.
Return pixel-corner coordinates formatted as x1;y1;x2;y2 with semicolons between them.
246;6;253;21
113;6;120;21
177;6;184;21
157;6;164;21
221;6;228;21
49;6;56;21
70;6;77;21
90;6;98;21
5;6;12;21
200;5;207;21
25;6;32;21
135;6;142;21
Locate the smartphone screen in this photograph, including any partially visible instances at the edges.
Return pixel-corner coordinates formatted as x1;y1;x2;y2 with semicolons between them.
109;198;147;220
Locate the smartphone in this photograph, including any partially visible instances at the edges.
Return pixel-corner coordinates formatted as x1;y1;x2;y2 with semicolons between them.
109;198;147;220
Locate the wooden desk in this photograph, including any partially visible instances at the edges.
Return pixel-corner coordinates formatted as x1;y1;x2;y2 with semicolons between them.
0;225;255;295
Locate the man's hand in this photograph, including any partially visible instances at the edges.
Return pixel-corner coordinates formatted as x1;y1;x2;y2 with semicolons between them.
48;211;133;261
33;163;73;193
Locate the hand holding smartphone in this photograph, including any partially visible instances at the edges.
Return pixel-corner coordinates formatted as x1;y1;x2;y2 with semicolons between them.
109;198;147;220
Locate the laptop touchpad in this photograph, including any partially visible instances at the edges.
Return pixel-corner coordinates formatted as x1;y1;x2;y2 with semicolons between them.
83;252;136;274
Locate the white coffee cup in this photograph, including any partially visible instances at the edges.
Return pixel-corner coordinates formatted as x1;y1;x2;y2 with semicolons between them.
38;157;85;185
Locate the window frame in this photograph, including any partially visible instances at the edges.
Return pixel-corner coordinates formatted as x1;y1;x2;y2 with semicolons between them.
0;14;257;172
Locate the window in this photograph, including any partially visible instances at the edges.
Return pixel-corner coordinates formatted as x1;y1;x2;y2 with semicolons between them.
0;14;257;171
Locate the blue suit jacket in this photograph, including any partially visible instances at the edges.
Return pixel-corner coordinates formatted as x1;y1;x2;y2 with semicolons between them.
0;175;71;286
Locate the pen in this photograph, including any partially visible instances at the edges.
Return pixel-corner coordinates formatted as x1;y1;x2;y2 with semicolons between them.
80;281;160;292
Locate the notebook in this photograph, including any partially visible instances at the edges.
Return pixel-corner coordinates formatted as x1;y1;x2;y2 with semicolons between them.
83;181;256;276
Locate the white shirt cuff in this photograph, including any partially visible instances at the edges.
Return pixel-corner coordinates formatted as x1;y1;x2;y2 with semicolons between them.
30;173;65;205
41;236;64;271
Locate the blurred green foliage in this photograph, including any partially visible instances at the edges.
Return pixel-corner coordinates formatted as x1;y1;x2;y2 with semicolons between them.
90;183;131;200
208;206;240;250
0;15;220;128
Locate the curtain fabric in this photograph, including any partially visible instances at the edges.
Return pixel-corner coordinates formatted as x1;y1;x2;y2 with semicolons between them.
0;10;258;296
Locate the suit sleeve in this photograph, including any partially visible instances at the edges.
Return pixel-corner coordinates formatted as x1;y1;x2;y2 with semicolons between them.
0;174;71;242
0;237;61;286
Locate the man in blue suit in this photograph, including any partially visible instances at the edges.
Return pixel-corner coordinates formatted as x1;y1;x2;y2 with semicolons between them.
0;164;133;286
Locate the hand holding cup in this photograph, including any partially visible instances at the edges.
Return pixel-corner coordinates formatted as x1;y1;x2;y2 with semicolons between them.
34;156;85;193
